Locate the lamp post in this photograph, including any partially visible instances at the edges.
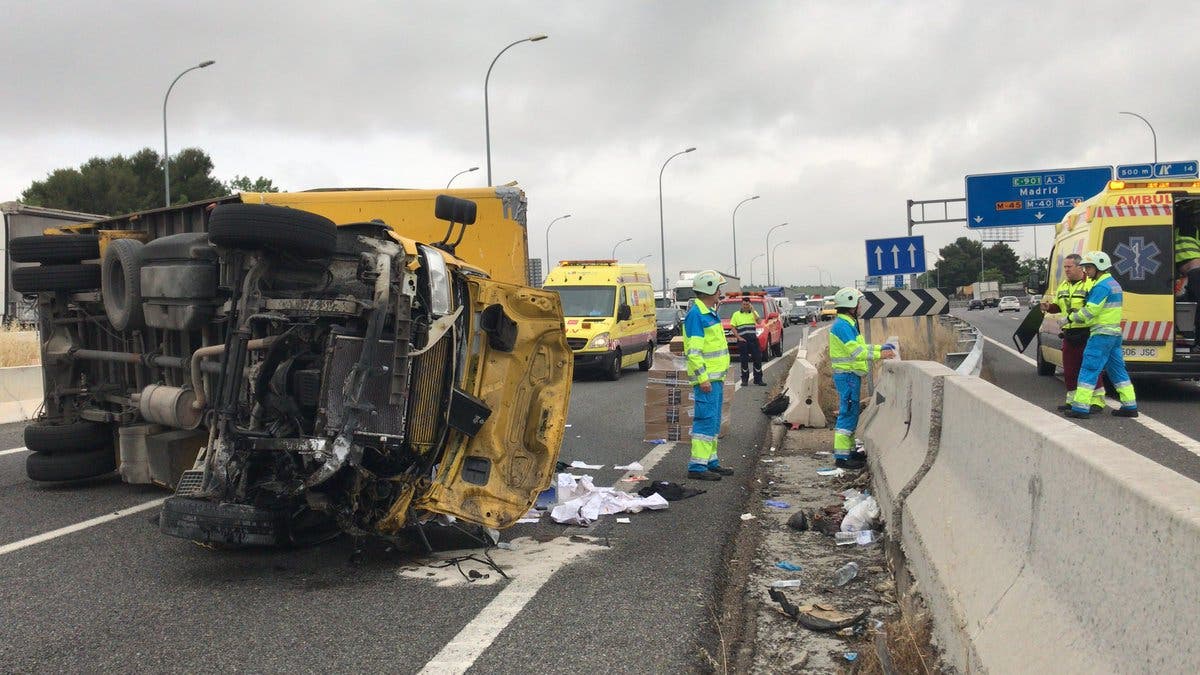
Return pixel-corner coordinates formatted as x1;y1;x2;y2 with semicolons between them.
1119;111;1158;164
611;237;632;260
446;166;479;188
637;254;653;263
771;240;791;287
750;253;766;287
765;222;788;285
658;146;696;294
544;213;571;281
731;195;759;277
162;60;215;207
485;34;548;185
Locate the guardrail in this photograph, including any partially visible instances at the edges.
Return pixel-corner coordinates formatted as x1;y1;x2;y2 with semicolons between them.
939;315;983;376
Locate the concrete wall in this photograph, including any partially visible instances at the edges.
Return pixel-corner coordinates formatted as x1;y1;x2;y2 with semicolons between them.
863;361;1200;673
0;365;42;425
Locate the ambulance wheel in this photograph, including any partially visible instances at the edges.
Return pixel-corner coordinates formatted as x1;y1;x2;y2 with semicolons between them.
638;342;654;371
603;349;622;381
1036;336;1055;376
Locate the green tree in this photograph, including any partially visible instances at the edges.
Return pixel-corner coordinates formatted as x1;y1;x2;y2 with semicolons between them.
918;237;1025;289
226;175;281;193
21;147;228;216
1017;255;1049;286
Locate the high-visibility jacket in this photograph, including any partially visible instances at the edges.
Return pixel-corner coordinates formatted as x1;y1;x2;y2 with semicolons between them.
1067;272;1123;337
682;299;730;385
1054;278;1093;329
829;314;881;375
1176;231;1200;264
729;310;760;340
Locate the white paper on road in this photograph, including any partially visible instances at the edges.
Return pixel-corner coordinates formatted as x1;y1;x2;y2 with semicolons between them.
569;460;604;470
550;473;668;525
614;461;644;471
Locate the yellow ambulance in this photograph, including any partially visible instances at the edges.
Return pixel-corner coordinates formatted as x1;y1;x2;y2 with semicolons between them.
543;260;657;380
1033;178;1200;378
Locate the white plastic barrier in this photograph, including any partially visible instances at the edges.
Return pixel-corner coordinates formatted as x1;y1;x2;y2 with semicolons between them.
0;365;42;424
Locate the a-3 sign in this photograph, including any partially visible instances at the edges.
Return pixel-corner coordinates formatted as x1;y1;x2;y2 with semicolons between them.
859;289;949;320
965;166;1112;228
865;235;925;277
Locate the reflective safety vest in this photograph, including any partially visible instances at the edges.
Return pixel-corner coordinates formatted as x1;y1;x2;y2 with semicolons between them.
1176;231;1200;264
1055;278;1093;330
729;310;759;339
829;314;881;375
682;299;731;384
1068;272;1123;337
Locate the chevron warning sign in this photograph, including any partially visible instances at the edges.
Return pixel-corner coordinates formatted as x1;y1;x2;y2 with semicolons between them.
859;289;949;320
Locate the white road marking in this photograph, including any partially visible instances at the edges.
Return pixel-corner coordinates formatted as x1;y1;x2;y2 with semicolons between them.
0;447;29;457
982;336;1200;458
0;498;167;557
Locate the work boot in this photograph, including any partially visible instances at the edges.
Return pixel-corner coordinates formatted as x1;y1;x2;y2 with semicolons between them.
754;379;766;386
834;454;866;470
1065;409;1090;419
1111;408;1140;418
687;470;723;481
1090;404;1105;413
741;379;749;387
1056;403;1072;412
708;465;734;476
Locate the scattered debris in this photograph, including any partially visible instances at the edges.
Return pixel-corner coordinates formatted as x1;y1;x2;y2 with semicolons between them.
648;438;668;445
775;561;802;571
549;473;668;525
740;513;756;521
620;475;650;483
831;561;859;587
840;492;879;533
614;461;645;471
637;481;705;501
616;517;631;524
844;652;859;663
569;460;604;470
786;511;808;531
767;589;869;632
764;499;790;509
770;579;804;588
816;467;846;477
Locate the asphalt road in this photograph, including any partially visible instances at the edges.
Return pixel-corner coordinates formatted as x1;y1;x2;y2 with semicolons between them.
0;327;807;674
957;306;1200;483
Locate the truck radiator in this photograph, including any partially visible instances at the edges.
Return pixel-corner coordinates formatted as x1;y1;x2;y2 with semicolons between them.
406;335;451;455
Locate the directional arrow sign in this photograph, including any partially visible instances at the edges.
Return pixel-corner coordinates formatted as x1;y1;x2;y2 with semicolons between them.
859;289;949;320
865;235;925;277
1154;161;1199;179
965;166;1112;228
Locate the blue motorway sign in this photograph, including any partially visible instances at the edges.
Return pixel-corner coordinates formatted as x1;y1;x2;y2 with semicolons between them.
893;274;905;289
965;166;1112;228
1154;161;1199;179
1117;164;1153;180
865;235;925;277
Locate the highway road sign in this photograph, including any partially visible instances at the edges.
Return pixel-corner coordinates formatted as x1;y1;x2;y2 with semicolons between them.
965;166;1112;228
1153;161;1199;179
865;235;925;277
1117;164;1154;180
859;289;949;320
893;274;904;289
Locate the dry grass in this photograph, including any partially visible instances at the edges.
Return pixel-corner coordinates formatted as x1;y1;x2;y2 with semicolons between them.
856;609;938;675
0;322;40;367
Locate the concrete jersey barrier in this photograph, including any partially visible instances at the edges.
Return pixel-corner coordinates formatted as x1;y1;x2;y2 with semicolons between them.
862;361;1200;673
0;364;43;424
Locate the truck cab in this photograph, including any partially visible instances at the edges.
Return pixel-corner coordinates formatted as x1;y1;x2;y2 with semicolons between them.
717;293;785;359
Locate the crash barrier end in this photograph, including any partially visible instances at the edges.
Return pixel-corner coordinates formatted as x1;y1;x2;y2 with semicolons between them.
940;316;983;376
0;365;43;424
865;362;1200;673
780;357;825;428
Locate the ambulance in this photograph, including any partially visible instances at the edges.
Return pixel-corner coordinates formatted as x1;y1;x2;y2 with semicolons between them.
1029;179;1200;378
543;260;657;380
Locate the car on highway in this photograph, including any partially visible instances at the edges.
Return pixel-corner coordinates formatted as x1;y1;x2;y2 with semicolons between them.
655;307;684;342
968;298;984;311
717;293;785;358
1029;294;1042;307
984;296;1000;308
819;298;838;321
999;296;1021;312
785;303;811;325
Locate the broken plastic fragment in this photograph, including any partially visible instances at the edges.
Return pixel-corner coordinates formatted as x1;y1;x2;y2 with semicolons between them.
764;500;790;509
844;652;859;662
775;561;801;571
569;460;603;470
648;439;667;444
816;467;846;477
616;517;631;524
614;461;644;471
740;513;756;521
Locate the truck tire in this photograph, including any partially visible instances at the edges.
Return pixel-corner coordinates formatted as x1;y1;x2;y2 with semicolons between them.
603;349;622;381
9;234;100;264
24;420;113;453
101;238;146;330
208;204;337;259
12;264;101;293
1036;336;1056;376
26;446;117;482
638;342;654;371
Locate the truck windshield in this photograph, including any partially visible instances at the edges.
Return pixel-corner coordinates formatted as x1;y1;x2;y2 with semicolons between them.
546;286;616;317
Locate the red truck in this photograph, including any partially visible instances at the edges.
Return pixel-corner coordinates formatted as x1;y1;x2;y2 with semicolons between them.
717;293;784;359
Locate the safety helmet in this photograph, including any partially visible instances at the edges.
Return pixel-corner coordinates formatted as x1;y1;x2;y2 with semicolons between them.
1081;251;1112;271
833;287;864;309
692;270;726;294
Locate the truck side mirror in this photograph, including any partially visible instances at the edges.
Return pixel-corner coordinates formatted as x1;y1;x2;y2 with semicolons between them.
617;304;632;321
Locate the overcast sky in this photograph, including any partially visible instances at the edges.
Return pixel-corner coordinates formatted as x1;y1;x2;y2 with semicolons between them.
2;0;1196;288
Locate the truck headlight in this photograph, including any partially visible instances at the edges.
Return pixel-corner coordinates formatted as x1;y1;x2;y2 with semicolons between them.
419;245;452;317
588;332;611;349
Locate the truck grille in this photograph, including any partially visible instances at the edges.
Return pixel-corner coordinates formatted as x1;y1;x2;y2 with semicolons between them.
406;335;451;455
567;338;588;351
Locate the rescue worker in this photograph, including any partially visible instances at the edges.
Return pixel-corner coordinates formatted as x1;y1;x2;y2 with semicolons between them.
1065;251;1138;419
1175;223;1200;346
682;270;733;480
729;296;765;386
1040;253;1105;412
828;288;895;469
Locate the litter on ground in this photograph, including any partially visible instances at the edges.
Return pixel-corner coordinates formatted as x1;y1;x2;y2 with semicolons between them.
775;561;802;571
764;499;790;509
569;460;604;470
740;513;756;521
614;461;645;471
549;473;668;525
616;517;631;524
816;467;846;477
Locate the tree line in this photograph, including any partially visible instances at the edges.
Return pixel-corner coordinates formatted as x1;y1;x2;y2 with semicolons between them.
916;236;1047;289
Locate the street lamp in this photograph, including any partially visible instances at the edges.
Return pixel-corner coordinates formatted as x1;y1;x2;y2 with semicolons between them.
637;254;653;263
1119;111;1158;164
731;195;759;277
750;253;766;287
162;60;215;206
446;166;479;188
810;265;829;287
765;222;788;285
611;237;632;260
544;214;571;280
484;34;548;186
658;146;697;294
771;240;790;286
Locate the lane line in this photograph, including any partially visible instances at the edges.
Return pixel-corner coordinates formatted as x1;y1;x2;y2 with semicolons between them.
1;447;29;457
0;498;167;557
982;336;1200;458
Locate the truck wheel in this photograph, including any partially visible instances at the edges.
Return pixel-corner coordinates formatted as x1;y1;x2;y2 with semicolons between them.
12;264;101;293
638;342;654;371
603;350;622;381
26;446;117;482
101;238;146;330
24;420;112;453
9;234;100;264
208;204;337;259
1036;336;1056;376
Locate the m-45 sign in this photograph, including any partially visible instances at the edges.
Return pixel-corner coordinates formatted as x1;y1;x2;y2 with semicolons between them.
865;235;925;277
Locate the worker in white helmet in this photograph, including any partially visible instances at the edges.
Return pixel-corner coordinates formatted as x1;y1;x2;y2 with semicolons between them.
828;287;894;469
681;270;733;480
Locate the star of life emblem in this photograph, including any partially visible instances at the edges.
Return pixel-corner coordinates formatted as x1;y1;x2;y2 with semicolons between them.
1113;236;1161;281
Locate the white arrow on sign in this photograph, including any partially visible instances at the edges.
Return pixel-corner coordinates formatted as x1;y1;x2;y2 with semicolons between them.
874;246;883;270
891;245;900;268
1035;212;1044;220
907;243;917;267
974;216;983;224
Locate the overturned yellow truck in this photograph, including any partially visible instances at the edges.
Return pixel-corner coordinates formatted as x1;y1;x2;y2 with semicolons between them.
12;187;572;545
